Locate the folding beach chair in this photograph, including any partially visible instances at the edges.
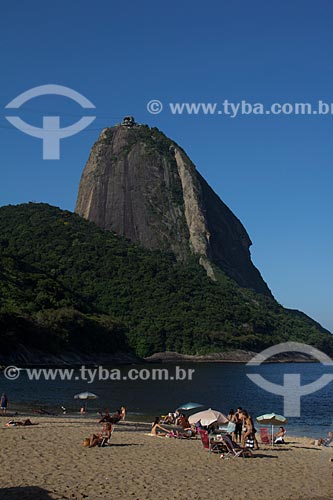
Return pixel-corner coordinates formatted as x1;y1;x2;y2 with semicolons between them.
274;434;286;444
199;430;227;454
323;434;332;447
99;425;114;447
259;427;270;445
220;434;252;458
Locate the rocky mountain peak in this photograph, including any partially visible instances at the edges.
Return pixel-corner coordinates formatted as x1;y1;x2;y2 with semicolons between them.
75;122;271;296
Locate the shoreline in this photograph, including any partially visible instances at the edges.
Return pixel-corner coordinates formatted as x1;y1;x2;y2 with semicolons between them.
1;410;330;440
0;348;324;368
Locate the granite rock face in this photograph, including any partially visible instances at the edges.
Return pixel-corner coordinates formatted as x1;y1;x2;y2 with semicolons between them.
75;123;271;296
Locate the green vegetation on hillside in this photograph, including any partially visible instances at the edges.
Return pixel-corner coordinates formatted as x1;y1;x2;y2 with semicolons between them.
0;203;332;358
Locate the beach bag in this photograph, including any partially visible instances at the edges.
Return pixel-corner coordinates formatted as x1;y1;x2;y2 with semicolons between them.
246;435;254;448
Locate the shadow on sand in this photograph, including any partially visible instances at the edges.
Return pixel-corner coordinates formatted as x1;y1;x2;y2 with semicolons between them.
0;486;56;500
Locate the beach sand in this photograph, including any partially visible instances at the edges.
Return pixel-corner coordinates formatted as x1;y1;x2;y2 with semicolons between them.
0;416;332;500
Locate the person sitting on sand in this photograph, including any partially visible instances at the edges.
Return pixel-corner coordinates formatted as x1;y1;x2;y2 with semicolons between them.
89;422;112;447
312;431;333;447
177;423;197;438
177;415;190;430
274;426;286;443
162;412;176;424
174;411;182;426
151;417;170;436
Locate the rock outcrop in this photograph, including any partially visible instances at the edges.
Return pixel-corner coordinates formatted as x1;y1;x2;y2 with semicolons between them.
75;123;271;296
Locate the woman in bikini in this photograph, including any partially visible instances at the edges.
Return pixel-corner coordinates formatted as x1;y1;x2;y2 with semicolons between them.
89;422;112;447
240;410;259;450
151;417;170;436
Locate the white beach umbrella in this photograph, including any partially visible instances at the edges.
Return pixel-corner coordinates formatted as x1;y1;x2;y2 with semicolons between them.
188;408;228;427
256;413;288;445
74;391;98;410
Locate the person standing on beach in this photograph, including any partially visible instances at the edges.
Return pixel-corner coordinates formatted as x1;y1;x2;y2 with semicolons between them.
234;407;243;443
0;393;8;414
227;409;237;442
240;410;259;450
119;406;126;420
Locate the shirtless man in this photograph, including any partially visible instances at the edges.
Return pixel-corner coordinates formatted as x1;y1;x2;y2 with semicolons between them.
234;407;243;443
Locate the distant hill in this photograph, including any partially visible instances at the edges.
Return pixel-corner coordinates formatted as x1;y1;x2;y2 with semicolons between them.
0;203;331;363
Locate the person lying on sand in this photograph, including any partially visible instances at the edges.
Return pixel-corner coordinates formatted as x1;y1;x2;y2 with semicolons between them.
88;422;112;447
170;423;197;438
6;419;38;427
311;431;333;446
151;417;170;436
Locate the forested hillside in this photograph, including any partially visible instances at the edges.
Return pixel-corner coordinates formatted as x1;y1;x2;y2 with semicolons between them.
0;203;331;359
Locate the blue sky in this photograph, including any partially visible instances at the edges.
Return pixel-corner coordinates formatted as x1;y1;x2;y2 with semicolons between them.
0;0;332;331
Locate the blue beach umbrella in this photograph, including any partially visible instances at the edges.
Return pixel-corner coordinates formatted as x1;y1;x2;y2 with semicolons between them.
177;402;204;411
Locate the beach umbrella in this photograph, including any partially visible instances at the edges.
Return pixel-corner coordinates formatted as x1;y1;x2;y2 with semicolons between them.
177;402;204;411
256;413;288;445
188;408;228;427
74;391;98;410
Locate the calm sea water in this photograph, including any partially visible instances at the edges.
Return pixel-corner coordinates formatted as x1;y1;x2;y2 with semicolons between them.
1;362;333;438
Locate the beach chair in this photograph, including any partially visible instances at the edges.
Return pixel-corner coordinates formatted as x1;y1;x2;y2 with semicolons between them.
199;430;227;454
274;436;285;444
259;427;270;445
323;434;332;447
99;425;114;447
220;434;252;458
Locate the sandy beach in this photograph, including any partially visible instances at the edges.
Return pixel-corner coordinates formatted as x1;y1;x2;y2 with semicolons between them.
0;415;332;500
